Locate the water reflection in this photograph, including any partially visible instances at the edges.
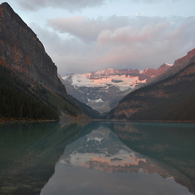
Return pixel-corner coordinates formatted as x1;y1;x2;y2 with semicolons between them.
41;121;195;195
0;122;83;195
109;122;195;194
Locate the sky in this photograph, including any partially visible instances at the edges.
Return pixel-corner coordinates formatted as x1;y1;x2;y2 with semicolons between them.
2;0;195;76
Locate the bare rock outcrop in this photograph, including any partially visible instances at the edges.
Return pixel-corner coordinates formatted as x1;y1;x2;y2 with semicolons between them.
0;2;67;99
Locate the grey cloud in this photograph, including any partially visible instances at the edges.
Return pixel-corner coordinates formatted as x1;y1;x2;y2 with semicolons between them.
29;23;95;75
17;0;105;11
97;22;170;44
30;16;195;76
47;15;132;42
47;15;178;42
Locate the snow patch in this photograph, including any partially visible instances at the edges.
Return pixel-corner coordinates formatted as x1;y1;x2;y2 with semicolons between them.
94;98;104;103
88;98;104;103
62;72;147;92
164;63;173;67
87;137;103;142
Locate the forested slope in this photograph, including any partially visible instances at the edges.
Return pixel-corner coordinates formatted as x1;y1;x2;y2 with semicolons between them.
108;49;195;121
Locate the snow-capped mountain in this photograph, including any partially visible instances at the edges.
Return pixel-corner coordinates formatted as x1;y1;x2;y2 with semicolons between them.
61;64;172;113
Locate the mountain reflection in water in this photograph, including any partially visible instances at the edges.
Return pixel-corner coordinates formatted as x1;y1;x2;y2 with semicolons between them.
0;121;194;195
40;121;195;195
0;121;83;195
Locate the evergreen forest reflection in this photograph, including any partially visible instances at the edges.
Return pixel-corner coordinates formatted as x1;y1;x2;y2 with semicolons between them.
0;121;85;195
0;121;195;195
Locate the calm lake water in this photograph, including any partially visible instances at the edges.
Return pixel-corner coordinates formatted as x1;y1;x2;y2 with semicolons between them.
0;121;195;195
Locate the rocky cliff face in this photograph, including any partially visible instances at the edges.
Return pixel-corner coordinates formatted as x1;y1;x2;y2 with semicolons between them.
142;63;172;81
108;49;195;121
61;64;171;114
0;3;84;120
0;2;67;98
150;48;195;84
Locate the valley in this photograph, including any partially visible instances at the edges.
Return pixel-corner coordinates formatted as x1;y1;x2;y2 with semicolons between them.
61;64;171;114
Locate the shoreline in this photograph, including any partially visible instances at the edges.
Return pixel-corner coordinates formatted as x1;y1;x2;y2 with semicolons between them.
1;118;195;124
0;119;59;124
92;119;195;123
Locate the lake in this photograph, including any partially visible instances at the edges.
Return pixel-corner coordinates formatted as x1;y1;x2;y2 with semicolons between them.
0;121;195;195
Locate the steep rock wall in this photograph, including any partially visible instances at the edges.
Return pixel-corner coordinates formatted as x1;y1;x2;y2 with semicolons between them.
0;3;67;99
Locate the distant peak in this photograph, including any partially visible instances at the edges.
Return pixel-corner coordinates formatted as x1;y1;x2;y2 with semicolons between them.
0;2;20;20
0;2;39;41
1;2;11;7
106;68;115;71
96;68;115;72
164;63;173;67
0;2;14;12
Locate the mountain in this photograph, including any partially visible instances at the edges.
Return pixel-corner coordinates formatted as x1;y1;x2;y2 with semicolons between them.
61;64;171;114
108;48;195;121
0;3;84;120
68;95;102;119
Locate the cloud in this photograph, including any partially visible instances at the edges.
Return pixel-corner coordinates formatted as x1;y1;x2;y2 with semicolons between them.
17;0;105;11
97;22;169;44
47;15;132;42
31;16;195;76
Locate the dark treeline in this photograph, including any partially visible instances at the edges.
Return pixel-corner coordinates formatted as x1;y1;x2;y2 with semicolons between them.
114;62;195;121
130;79;195;121
0;64;59;120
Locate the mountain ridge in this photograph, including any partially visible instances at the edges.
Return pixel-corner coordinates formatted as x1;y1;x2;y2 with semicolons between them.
107;48;195;121
61;64;171;113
